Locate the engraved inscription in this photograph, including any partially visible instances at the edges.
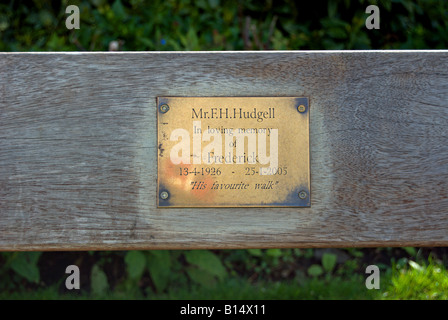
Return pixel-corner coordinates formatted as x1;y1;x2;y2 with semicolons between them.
157;97;310;207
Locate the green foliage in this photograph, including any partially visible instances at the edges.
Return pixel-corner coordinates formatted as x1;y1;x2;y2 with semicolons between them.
305;253;338;278
1;248;447;300
322;253;337;273
125;251;146;280
147;251;172;292
1;0;447;51
383;258;448;299
307;265;324;277
9;252;42;283
346;248;364;258
91;264;109;296
184;250;227;286
0;276;380;300
247;249;262;257
266;249;282;258
403;247;417;257
124;250;229;292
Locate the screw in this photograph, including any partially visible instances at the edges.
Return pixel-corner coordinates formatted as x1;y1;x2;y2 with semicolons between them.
160;191;169;200
160;104;170;113
297;105;306;113
298;190;307;199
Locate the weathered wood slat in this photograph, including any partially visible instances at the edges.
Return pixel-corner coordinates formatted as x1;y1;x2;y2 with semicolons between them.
1;51;448;250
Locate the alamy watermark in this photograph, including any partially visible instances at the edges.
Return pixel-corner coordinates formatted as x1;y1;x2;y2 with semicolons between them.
63;263;379;291
365;5;380;30
65;265;80;290
169;120;279;175
65;5;80;30
365;265;380;289
65;4;380;32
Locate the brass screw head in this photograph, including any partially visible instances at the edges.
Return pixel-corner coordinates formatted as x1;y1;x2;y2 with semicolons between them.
298;105;306;113
160;191;169;200
160;104;170;113
298;191;307;199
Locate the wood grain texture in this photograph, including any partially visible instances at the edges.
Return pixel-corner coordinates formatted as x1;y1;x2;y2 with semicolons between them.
1;51;448;251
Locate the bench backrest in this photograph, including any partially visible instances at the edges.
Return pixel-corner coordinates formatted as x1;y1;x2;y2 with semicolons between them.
1;51;448;250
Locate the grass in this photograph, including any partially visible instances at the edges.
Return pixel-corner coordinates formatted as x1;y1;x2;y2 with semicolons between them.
0;276;377;300
156;276;379;300
381;259;448;300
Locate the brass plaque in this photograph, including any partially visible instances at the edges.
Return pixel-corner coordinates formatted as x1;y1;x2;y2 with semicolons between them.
157;97;310;207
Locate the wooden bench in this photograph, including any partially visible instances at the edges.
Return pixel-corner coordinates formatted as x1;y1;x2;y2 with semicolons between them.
1;51;448;251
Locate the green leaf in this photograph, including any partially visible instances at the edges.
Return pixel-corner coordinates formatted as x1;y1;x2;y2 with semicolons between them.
112;0;126;20
186;266;217;288
266;249;282;258
10;252;41;283
147;250;171;292
91;264;109;296
403;247;417;256
124;251;146;280
247;249;262;257
184;250;227;281
307;264;324;277
322;253;337;272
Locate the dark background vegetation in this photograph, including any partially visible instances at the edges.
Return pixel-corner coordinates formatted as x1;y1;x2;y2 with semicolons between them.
1;0;448;299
